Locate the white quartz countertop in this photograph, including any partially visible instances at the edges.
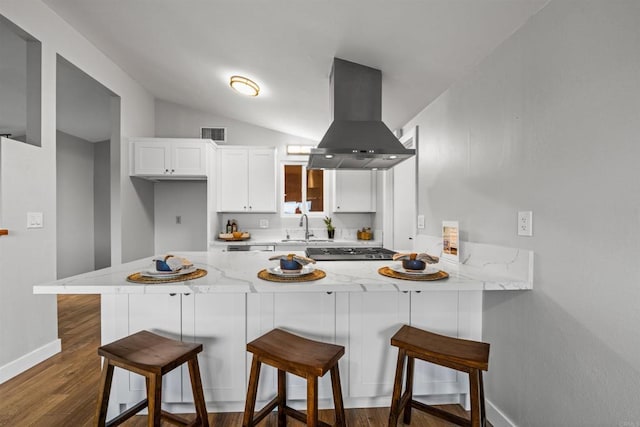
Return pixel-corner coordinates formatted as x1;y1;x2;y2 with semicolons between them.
33;249;533;295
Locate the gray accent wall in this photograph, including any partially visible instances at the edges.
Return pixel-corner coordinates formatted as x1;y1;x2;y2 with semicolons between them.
94;139;110;269
403;1;640;425
56;131;95;279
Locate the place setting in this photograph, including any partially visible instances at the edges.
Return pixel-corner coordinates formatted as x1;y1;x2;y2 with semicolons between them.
378;252;449;281
258;254;326;282
126;254;207;284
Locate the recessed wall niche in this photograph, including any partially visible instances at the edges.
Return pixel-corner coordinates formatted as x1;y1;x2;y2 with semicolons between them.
0;14;41;146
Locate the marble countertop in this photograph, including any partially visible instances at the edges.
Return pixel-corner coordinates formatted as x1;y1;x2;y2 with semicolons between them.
33;248;533;295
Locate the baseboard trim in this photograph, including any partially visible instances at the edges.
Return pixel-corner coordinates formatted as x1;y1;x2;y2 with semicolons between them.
486;399;517;427
0;339;61;385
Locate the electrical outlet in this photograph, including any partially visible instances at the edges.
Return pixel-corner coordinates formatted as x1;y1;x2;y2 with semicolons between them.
518;211;533;236
176;216;182;224
27;212;43;229
417;215;425;229
259;219;269;228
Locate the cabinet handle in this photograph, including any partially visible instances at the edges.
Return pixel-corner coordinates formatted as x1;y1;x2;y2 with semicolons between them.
409;237;413;240
185;293;191;296
171;169;175;173
326;292;333;295
169;293;176;296
337;206;340;209
165;169;169;173
415;290;421;293
402;291;408;294
249;206;252;210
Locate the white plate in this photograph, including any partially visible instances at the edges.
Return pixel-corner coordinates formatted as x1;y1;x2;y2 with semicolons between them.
390;264;439;276
267;265;315;277
141;266;197;278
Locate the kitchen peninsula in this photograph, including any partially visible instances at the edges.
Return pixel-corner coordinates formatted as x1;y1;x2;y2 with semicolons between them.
33;238;532;416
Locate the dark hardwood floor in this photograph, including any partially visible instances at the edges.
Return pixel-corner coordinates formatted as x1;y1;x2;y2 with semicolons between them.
0;294;472;426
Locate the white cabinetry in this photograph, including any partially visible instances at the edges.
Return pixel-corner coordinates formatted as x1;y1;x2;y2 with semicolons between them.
131;138;210;179
217;147;276;212
247;292;337;401
346;292;410;397
116;294;183;403
333;170;377;212
114;293;247;406
182;294;247;403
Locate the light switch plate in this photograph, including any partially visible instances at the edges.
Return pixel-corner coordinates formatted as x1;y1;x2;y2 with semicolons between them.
27;212;43;229
259;219;269;228
518;211;533;236
417;215;425;229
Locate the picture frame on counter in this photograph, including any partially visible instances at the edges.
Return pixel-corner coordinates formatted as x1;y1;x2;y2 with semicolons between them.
442;221;460;263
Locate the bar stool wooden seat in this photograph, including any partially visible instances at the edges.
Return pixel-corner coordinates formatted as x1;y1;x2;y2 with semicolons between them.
243;328;346;427
95;330;209;427
388;325;490;427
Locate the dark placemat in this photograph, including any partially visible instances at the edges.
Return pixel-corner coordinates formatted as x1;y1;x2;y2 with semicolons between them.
126;268;208;284
378;266;449;281
257;268;326;283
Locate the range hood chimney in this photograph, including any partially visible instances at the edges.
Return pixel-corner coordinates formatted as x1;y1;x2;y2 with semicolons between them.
307;58;415;170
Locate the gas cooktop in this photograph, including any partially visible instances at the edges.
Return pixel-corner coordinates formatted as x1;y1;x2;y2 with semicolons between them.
305;247;396;261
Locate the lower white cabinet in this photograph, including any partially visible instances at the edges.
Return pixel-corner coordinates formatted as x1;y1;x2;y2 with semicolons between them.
182;294;247;403
103;289;482;412
346;291;410;397
116;294;184;403
113;293;247;405
247;292;337;402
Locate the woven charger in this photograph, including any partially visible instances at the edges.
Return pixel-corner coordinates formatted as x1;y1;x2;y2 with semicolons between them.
126;268;207;284
378;266;449;281
257;268;326;283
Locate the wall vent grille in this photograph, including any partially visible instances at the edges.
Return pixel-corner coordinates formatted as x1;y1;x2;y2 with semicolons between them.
201;127;226;143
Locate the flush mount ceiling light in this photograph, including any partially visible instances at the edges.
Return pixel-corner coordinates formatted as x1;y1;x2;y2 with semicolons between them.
230;75;260;96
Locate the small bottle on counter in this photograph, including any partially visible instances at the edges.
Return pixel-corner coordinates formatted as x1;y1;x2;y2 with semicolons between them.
231;220;238;233
226;220;232;233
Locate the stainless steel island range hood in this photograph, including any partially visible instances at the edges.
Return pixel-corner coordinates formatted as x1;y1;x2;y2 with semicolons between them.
307;58;415;170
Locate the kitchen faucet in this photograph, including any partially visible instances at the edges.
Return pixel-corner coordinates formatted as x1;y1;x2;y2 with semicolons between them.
299;213;314;240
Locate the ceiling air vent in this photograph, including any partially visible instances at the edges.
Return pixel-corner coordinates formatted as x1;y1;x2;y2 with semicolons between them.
201;127;226;143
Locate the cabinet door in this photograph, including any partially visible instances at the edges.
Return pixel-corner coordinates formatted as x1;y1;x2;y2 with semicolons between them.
181;294;247;403
133;141;170;175
247;148;276;212
171;142;207;176
333;170;376;212
217;149;249;211
410;291;464;397
247;292;336;401
123;294;183;402
348;291;410;397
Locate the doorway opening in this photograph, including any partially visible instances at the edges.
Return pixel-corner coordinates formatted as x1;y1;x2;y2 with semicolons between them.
56;56;120;279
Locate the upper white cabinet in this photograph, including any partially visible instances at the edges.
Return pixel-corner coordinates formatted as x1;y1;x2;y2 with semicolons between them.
130;138;211;179
217;147;276;212
333;170;377;212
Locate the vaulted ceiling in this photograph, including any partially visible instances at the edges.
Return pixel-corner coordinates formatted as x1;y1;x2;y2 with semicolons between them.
38;1;548;141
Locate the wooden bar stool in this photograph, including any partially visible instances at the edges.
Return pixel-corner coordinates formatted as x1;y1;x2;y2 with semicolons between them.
95;330;209;427
242;328;346;427
388;325;490;427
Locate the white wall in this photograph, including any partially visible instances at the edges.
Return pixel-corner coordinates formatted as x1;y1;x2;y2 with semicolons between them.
94;139;110;269
0;0;155;381
154;181;207;253
403;0;640;425
56;131;95;279
155;99;376;235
